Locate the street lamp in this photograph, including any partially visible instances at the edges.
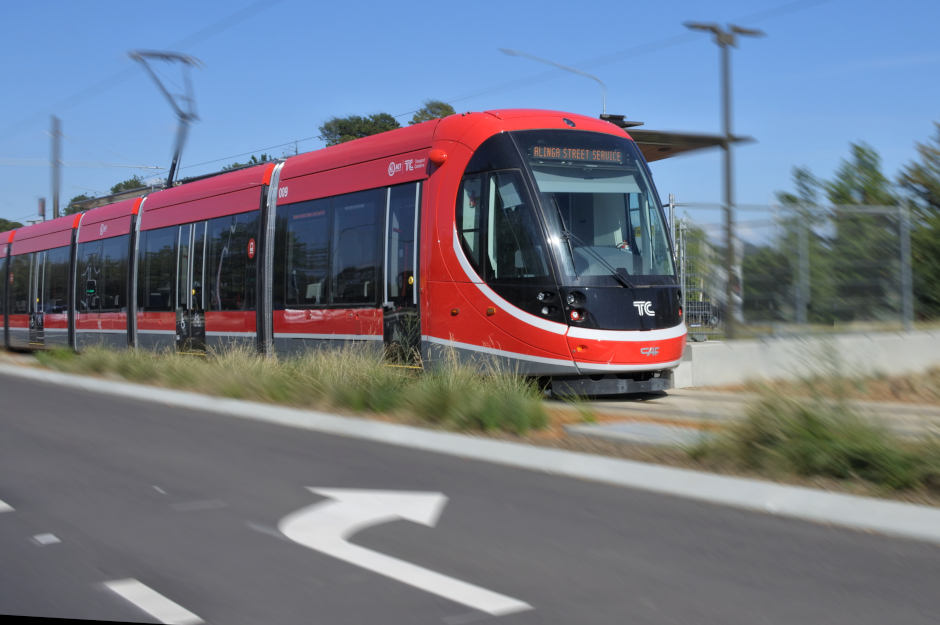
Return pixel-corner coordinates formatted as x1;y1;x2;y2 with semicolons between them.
499;48;608;114
683;22;763;340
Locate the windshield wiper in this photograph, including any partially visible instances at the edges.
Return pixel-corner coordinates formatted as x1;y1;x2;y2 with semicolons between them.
550;194;634;289
549;194;579;279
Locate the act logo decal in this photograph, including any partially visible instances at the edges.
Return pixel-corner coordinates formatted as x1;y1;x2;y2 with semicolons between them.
99;224;108;236
388;161;402;176
633;301;655;316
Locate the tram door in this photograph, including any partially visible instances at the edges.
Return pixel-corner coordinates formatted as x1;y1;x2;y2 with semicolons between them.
28;251;44;346
176;223;207;354
382;183;420;361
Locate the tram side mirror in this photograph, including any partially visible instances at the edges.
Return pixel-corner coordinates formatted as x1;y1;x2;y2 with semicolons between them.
86;280;97;295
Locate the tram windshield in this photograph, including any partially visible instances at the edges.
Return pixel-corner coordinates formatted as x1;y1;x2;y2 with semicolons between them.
516;130;676;286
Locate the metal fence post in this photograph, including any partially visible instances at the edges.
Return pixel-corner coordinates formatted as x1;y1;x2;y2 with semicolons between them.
900;203;914;332
669;193;676;255
796;205;810;325
679;223;687;328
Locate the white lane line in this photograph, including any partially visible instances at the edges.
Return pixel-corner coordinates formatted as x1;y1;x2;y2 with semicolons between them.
0;498;12;513
154;486;167;495
104;579;203;625
33;533;61;545
170;499;227;512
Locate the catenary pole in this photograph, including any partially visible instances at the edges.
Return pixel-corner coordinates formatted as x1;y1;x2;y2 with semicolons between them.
51;116;61;219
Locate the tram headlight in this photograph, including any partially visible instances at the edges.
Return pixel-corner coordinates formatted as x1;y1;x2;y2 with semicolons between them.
566;293;576;305
570;309;584;322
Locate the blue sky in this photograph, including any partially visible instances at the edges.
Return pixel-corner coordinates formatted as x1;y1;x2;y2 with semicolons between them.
1;0;937;227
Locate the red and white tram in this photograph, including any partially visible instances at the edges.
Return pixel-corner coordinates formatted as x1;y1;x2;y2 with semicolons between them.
0;109;686;395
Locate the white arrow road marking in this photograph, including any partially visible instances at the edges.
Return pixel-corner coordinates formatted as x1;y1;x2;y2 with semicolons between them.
278;488;533;617
0;499;12;513
105;579;204;625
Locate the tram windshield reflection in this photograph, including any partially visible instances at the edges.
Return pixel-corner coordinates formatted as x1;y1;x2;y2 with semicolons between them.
516;130;676;286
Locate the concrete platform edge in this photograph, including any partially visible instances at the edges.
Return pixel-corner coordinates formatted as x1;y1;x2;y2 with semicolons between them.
3;362;940;545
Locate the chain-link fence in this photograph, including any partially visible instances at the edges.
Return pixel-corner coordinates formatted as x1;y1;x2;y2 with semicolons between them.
669;200;913;340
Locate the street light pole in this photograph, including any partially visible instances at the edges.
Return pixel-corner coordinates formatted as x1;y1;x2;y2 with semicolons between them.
499;48;608;114
684;22;763;340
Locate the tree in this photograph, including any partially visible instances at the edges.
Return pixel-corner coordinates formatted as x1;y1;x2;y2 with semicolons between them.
223;154;271;171
899;122;940;215
319;113;401;147
764;167;835;324
775;166;819;207
899;122;940;318
823;143;898;322
110;175;148;195
773;144;900;325
63;194;91;216
410;100;455;125
0;218;23;231
824;143;896;207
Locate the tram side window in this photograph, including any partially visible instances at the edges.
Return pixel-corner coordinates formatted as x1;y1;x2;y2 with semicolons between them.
0;256;5;316
331;189;381;305
77;241;101;312
10;254;30;315
282;199;331;306
78;237;127;313
386;183;418;305
457;177;484;271
102;236;129;312
487;171;549;281
207;211;259;311
43;246;70;314
138;227;178;312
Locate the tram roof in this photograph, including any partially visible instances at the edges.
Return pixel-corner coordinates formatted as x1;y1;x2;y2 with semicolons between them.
279;120;441;181
61;109;753;216
10;212;81;255
78;197;141;226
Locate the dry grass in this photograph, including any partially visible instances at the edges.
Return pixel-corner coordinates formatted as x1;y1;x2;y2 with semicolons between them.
720;367;940;406
33;343;547;434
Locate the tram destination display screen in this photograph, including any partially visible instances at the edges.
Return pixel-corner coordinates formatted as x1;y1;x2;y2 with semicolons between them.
529;145;624;165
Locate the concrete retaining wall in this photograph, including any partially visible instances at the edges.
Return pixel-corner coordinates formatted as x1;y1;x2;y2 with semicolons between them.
672;330;940;388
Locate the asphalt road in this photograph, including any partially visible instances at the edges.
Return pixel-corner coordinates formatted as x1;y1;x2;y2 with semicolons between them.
1;373;939;624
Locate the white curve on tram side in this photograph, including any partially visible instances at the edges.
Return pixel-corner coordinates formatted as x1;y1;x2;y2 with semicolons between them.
451;226;687;343
567;322;687;342
451;227;568;336
426;335;577;368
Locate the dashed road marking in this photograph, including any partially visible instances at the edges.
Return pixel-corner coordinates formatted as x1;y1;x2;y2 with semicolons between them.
154;486;167;495
0;498;12;513
170;499;227;512
104;579;203;625
33;533;61;545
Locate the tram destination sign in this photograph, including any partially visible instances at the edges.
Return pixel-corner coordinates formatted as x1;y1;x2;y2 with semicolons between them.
530;146;623;164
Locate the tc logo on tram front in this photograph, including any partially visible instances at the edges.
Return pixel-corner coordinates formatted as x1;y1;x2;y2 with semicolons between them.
633;301;655;316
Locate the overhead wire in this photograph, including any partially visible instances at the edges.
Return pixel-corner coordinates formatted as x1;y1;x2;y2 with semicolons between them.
0;0;285;145
178;134;323;171
3;0;837;196
185;0;839;176
416;0;837;115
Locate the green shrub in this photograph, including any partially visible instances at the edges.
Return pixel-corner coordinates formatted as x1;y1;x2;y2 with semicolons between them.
407;353;547;434
691;387;940;492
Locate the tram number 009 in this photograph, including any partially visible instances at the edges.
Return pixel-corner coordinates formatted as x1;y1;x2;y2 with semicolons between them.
278;186;289;199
